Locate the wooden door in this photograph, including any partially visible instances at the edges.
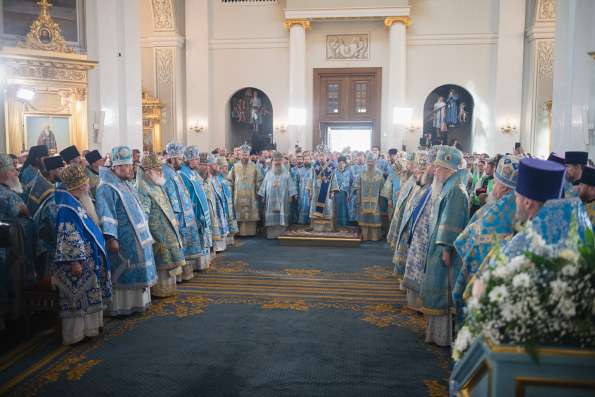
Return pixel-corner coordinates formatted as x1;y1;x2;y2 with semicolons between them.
313;68;381;148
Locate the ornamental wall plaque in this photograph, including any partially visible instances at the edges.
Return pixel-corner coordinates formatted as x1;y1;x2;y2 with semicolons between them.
17;0;74;53
326;34;369;61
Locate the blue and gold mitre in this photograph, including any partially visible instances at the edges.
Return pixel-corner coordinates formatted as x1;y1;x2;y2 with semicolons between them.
315;143;329;154
111;146;133;166
240;142;252;154
494;155;520;189
60;164;89;191
165;142;185;159
434;146;463;171
184;145;200;161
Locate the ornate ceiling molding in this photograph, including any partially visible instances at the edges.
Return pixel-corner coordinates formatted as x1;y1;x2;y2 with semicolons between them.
407;33;497;47
209;37;288;50
284;6;410;21
140;34;185;49
0;48;96;87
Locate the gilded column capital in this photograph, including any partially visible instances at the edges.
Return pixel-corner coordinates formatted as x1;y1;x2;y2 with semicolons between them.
284;19;311;31
384;16;412;28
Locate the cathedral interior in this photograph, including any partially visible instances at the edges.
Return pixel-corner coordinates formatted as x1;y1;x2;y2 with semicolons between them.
0;1;594;396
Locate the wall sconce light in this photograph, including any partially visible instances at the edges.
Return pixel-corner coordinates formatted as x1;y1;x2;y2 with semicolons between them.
500;123;517;134
275;124;287;134
406;124;421;134
189;123;205;133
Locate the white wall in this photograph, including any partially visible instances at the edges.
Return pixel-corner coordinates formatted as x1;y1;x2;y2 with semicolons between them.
551;0;595;158
406;0;499;153
178;0;531;155
305;20;390;152
207;1;289;151
87;0;143;153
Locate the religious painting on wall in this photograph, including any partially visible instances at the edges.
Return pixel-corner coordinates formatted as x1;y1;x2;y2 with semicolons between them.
326;34;369;60
1;0;83;48
422;84;474;152
24;115;70;153
229;87;274;153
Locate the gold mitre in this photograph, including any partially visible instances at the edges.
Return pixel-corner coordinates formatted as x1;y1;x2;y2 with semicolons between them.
141;152;162;170
60;164;89;191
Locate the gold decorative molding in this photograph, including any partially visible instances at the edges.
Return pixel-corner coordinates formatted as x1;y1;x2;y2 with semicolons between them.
17;0;74;53
283;19;311;31
384;16;412;28
0;48;97;86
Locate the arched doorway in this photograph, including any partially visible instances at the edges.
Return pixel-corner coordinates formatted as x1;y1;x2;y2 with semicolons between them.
228;87;274;153
422;84;474;152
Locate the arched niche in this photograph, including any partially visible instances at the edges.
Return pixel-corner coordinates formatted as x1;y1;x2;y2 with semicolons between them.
227;87;274;153
422;84;474;152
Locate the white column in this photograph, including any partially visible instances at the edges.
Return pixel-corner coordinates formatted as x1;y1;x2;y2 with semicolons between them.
492;0;526;155
286;19;309;152
86;0;143;154
185;0;210;149
385;17;410;151
551;0;595;158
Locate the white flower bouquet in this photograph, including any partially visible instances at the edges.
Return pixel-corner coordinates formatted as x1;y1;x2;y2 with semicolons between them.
452;224;595;361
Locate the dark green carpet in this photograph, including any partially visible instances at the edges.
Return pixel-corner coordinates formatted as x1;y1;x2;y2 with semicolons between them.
2;238;450;397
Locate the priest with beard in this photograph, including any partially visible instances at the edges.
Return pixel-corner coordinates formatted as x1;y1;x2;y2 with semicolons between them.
162;142;201;280
0;154;30;329
333;155;354;227
258;152;297;239
26;155;65;282
294;152;313;225
137;153;186;298
381;149;402;219
391;156;426;275
399;151;437;312
96;146;157;316
498;158;592;260
84;150;104;200
353;152;385;241
309;151;338;232
59;145;82;166
563;151;588;198
453;155;520;310
179;146;212;270
208;155;231;251
53;163;112;345
197;153;226;255
19;144;49;188
422;146;469;347
216;156;239;246
228;143;261;235
577;166;595;224
386;155;418;249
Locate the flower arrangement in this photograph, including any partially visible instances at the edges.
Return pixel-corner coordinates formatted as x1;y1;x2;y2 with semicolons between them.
452;223;595;361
